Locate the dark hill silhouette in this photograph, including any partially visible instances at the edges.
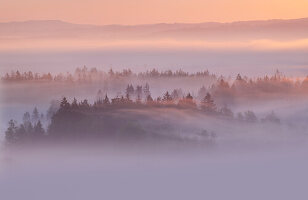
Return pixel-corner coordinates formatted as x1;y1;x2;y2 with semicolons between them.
1;18;308;40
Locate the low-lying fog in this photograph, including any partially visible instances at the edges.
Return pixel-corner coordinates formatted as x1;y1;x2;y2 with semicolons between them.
2;18;308;200
1;69;308;200
1;48;308;77
1;135;308;200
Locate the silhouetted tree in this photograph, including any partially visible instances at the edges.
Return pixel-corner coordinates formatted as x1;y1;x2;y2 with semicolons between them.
17;124;27;141
5;120;18;143
236;74;243;81
186;93;193;100
126;84;134;97
178;93;197;108
218;78;230;89
197;86;207;100
94;91;104;108
40;113;44;121
146;95;154;105
120;96;126;104
244;110;257;122
156;97;162;104
103;95;110;105
15;70;21;80
143;83;150;97
31;107;39;123
23;112;31;125
261;111;280;124
124;93;133;105
200;93;217;113
96;89;104;101
136;95;142;104
171;89;179;100
71;98;78;109
136;85;143;99
237;112;244;121
108;68;114;76
47;100;60;120
60;97;70;110
22;112;33;133
162;91;173;103
80;99;90;109
220;106;234;118
111;96;121;105
33;121;45;138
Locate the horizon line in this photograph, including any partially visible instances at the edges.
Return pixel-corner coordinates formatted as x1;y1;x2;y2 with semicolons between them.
1;16;308;27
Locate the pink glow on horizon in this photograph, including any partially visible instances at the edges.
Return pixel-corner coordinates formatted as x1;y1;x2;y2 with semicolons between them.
1;0;308;25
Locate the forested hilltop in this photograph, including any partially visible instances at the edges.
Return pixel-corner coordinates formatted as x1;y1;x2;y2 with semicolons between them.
5;83;281;145
3;68;306;147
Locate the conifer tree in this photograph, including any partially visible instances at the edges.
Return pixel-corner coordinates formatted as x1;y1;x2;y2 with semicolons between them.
171;89;179;100
5;120;18;143
178;93;196;108
197;86;207;100
136;94;142;104
59;97;70;111
261;111;280;124
200;93;217;113
136;85;143;99
71;98;78;109
220;106;234;118
186;93;193;100
237;112;244;121
162;91;172;102
143;83;151;97
31;107;40;123
103;95;110;105
146;95;154;105
244;111;257;122
23;112;31;125
80;99;90;109
40;113;44;121
16;124;26;141
96;89;104;102
236;74;242;81
33;121;45;138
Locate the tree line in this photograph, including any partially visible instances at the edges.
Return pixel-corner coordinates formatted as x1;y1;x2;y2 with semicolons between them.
1;66;215;82
5;84;281;144
5;107;45;144
3;68;308;98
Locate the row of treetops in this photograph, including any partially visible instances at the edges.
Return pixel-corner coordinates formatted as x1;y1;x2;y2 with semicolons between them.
57;89;279;124
2;67;308;91
1;67;215;82
59;91;217;112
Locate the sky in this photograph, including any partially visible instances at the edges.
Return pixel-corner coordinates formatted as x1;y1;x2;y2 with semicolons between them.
0;0;308;25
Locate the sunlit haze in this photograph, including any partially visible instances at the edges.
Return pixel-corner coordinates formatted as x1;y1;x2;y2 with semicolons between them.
1;1;308;200
1;0;308;25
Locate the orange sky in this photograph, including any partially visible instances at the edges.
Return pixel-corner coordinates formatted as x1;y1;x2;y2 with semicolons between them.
1;0;308;25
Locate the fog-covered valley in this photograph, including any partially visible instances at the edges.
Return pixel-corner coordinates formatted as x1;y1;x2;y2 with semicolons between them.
2;67;308;200
1;18;308;200
1;68;308;146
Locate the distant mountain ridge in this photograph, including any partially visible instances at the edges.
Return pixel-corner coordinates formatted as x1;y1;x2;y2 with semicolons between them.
2;17;308;27
1;18;308;41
